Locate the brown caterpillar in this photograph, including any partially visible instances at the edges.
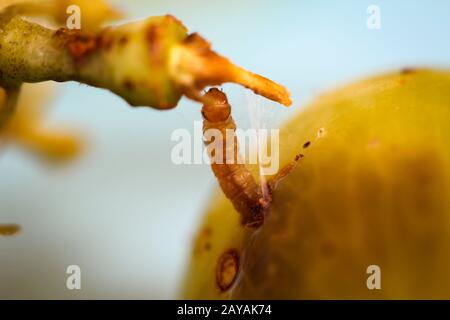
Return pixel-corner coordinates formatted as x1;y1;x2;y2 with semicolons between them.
201;88;300;228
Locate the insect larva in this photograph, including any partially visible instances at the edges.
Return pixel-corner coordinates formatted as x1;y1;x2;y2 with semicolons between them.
201;88;300;228
202;88;269;227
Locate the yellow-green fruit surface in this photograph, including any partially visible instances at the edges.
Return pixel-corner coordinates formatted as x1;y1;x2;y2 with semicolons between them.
182;69;450;299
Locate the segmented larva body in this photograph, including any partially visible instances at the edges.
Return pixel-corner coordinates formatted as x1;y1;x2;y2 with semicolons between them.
202;88;270;227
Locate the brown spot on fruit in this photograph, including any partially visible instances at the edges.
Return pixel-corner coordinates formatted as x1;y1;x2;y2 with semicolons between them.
216;249;239;292
401;68;416;75
123;79;135;90
303;141;311;149
193;227;213;256
118;35;129;46
201;227;213;237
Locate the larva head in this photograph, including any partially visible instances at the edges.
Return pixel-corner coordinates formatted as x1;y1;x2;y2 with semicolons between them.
201;88;231;122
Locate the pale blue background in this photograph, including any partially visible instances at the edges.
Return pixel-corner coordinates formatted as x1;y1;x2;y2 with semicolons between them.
1;0;449;298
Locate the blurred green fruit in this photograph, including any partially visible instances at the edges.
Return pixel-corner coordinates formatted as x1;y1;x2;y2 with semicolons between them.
182;69;450;299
